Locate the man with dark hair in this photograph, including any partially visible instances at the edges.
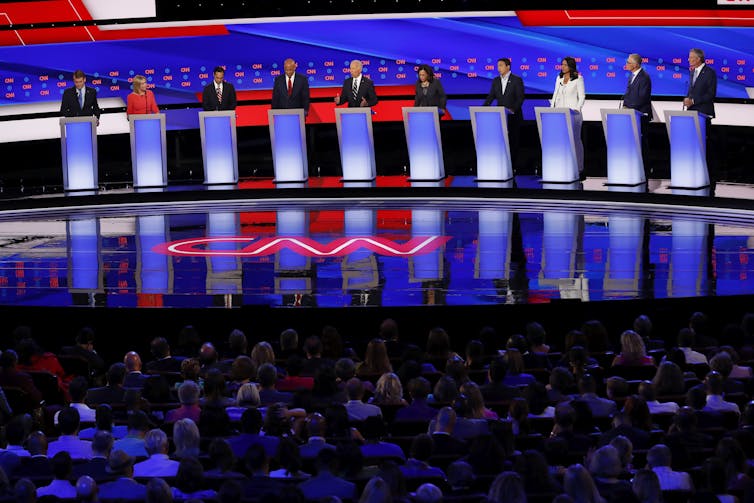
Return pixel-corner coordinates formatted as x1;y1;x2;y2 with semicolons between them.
73;430;113;481
395;377;436;422
298;447;356;501
277;355;314;392
145;337;182;373
664;407;712;469
359;415;405;462
483;57;525;166
380;318;406;358
55;376;95;425
202;66;237;111
2;415;30;457
14;431;53;478
638;380;679;415
49;407;92;460
226;329;248;360
60;327;106;375
703;371;740;414
79;403;127;440
0;349;43;409
86;363;126;405
709;351;744;393
241;443;283;498
575;374;617;418
302;335;328;376
545;403;593;453
480;358;519;402
344;377;381;421
430;407;468;456
299;412;336;460
674;328;708;364
279;328;301;359
605;376;630;401
98;450;146;500
227;407;279;459
113;410;149;458
60;69;101;121
257;363;292;405
37;451;77;498
219;479;243;503
401;433;445;479
598;410;650;449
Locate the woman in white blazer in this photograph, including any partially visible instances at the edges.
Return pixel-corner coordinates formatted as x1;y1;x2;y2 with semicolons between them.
551;57;586;174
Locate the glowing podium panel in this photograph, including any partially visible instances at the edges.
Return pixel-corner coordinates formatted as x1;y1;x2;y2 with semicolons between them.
268;109;308;185
470;106;513;182
129;113;168;188
600;109;646;187
199;111;238;185
535;107;579;184
60;117;98;192
664;110;710;190
402;107;445;182
335;108;376;182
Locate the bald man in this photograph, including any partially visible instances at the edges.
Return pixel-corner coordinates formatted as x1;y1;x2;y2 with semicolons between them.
272;58;310;114
334;59;378;108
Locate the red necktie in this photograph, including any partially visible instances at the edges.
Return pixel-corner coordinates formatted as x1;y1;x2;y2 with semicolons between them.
287;77;293;96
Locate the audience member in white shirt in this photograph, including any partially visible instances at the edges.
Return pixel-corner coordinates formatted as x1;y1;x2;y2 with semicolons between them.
702;372;740;415
639;381;680;415
36;451;77;499
647;444;693;491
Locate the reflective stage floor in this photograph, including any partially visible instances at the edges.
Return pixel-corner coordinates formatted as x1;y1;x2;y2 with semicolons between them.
1;175;754;308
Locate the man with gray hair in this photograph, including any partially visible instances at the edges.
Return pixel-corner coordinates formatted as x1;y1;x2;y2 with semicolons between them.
684;47;716;119
646;443;693;491
334;59;378;108
133;429;179;477
622;52;653;171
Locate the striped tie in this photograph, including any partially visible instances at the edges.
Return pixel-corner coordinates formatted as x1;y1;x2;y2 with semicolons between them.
352;78;358;102
216;85;222;105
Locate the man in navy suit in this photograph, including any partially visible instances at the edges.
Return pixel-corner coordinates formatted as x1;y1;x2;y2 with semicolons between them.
622;53;653;171
683;48;716;119
483;58;525;167
272;58;310;115
334;59;378;108
60;70;101;124
202;66;237;111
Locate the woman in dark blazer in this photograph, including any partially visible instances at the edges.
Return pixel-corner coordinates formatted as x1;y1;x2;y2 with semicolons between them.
414;64;447;114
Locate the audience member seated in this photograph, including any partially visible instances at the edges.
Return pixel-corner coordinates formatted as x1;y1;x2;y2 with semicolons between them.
670;328;708;364
270;437;310;479
98;450;147;500
704;371;741;414
174;357;203;392
228;407;280;459
145;336;182;373
395;377;436;422
576;374;618;418
609;435;634;477
240;444;285;499
14;431;52;479
526;382;555;419
226;381;261;422
113;410;149;458
631;469;663;503
548;367;576;403
588;445;633;501
2;415;30;458
564;464;605;503
76;475;99;503
16;334;70;394
123;351;148;389
172;418;200;460
357;339;393;377
400;434;445;479
250;341;276;374
72;431;112;481
0;349;43;410
605;376;630;402
371;372;408;406
85;363;126;406
514;449;563;495
79;404;127;441
430;407;469;457
59;327;106;377
171;456;217;500
547;403;593;455
502;348;536;386
345;377;382;421
359;416;406;462
227;355;256;396
133;429;178;478
716;437;752;492
638;380;680;415
54;376;95;427
298;448;356;501
633;314;665;351
278;355;314;392
465;339;486;371
720;345;753;379
258;363;293;405
612;330;655;367
165;380;201;424
302;336;330;376
36;451;76;499
204;438;245;479
598;409;650;450
464;433;507;476
507;397;531;435
145;478;173;503
461;381;498;419
48;407;92;460
508;333;551;370
480;358;520;403
646;444;693;491
664;407;713;469
487;471;527;503
429;375;460;405
652;361;686;397
299;412;336;460
709;351;746;394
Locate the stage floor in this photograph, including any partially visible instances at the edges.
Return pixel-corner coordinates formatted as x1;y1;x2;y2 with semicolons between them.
0;175;753;308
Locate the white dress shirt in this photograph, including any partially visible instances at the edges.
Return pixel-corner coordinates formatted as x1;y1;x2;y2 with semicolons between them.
352;74;362;93
652;466;693;491
551;75;586;111
647;400;680;415
500;73;510;95
692;63;706;85
54;403;96;425
133;453;180;478
345;399;381;421
703;394;740;414
36;479;77;499
630;68;642;85
47;435;92;460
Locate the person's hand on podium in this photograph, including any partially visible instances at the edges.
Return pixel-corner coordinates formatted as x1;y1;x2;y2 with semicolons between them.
359;97;368;107
334;93;340;105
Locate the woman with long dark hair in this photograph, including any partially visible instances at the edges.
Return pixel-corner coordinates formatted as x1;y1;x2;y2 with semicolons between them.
551;56;586;175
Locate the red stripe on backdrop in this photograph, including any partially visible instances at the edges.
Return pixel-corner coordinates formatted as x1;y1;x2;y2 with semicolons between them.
516;9;754;27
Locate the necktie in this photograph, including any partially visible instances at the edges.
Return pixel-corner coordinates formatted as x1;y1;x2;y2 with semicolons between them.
216;84;222;105
352;78;359;102
287;77;293;96
78;89;84;110
692;69;698;86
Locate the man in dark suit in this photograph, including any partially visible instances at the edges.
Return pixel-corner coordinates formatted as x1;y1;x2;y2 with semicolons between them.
0;349;43;410
684;48;716;119
59;327;106;377
85;363;126;406
241;444;285;500
73;431;113;482
60;69;101;123
122;352;148;389
14;431;53;479
144;337;182;373
272;58;310;115
97;450;147;501
430;407;469;457
334;59;378;108
484;57;525;167
202;66;237;111
298;448;356;501
622;53;653;171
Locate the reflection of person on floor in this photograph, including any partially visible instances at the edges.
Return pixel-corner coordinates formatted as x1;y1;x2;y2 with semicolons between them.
551;57;586;174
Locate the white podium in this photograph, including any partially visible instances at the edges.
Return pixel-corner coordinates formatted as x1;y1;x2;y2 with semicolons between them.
535;107;580;184
402;107;445;181
60;116;98;191
663;110;710;190
335;108;376;182
470;106;513;182
129;113;168;188
600;108;646;187
199;111;238;185
268;109;308;185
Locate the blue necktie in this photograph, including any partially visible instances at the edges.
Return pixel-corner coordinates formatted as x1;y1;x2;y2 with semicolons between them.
78;89;84;109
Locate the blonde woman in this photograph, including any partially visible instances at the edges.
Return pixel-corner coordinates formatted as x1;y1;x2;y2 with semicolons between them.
371;373;407;406
126;74;158;116
612;330;654;366
225;382;261;422
251;341;276;369
173;418;200;459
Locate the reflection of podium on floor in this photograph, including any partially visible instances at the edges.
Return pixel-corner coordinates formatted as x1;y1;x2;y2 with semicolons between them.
205;212;242;296
475;209;512;280
60;117;98;192
539;212;588;301
604;214;645;297
535;107;580;184
668;219;711;298
600;108;646;187
664;110;710;190
469;106;513;182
